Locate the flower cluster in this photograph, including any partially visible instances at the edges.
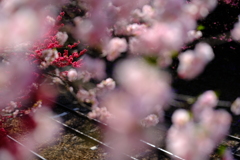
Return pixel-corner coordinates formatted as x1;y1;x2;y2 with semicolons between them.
68;0;239;159
167;91;231;160
30;12;87;69
0;1;70;159
1;0;240;159
177;42;215;79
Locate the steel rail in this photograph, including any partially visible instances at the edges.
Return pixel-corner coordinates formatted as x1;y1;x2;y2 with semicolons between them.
50;117;138;160
7;135;47;160
173;94;232;108
51;95;240;159
51;100;184;160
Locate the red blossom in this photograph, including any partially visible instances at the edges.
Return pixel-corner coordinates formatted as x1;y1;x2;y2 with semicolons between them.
0;128;7;138
29;12;86;68
0;128;8;147
67;42;80;49
72;60;82;68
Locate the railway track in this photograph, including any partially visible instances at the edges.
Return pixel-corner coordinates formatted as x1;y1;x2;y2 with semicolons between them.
6;93;240;160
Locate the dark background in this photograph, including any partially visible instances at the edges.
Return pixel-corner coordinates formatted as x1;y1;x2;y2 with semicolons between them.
172;1;240;101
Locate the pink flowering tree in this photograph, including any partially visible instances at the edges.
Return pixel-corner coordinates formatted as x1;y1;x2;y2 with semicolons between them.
0;0;240;159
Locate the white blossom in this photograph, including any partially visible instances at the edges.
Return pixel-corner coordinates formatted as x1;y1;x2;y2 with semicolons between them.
56;31;68;45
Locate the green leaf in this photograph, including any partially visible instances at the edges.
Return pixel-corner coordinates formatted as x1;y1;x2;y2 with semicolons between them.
171;51;179;58
197;25;205;31
218;145;227;156
144;56;158;66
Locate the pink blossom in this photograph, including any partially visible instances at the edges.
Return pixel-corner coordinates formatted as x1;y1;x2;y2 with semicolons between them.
0;149;16;160
73;0;109;46
231;21;240;40
0;107;60;160
222;149;234;160
129;22;185;55
200;109;231;144
140;114;160;127
126;23;148;36
0;0;67;49
80;55;106;80
76;88;97;104
195;42;215;62
187;30;202;41
100;90;156;160
100;90;137;132
29;108;60;144
178;42;214;79
177;50;202;79
167;108;231;160
172;109;191;128
184;0;217;19
157;51;173;68
88;106;113;122
152;0;185;21
0;55;35;107
96;78;116;96
113;19;130;35
0;9;40;48
110;0;150;19
77;71;92;83
192;90;218;118
231;97;240;115
114;58;172;117
67;69;78;82
132;5;155;22
1;0;68;12
103;37;127;61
